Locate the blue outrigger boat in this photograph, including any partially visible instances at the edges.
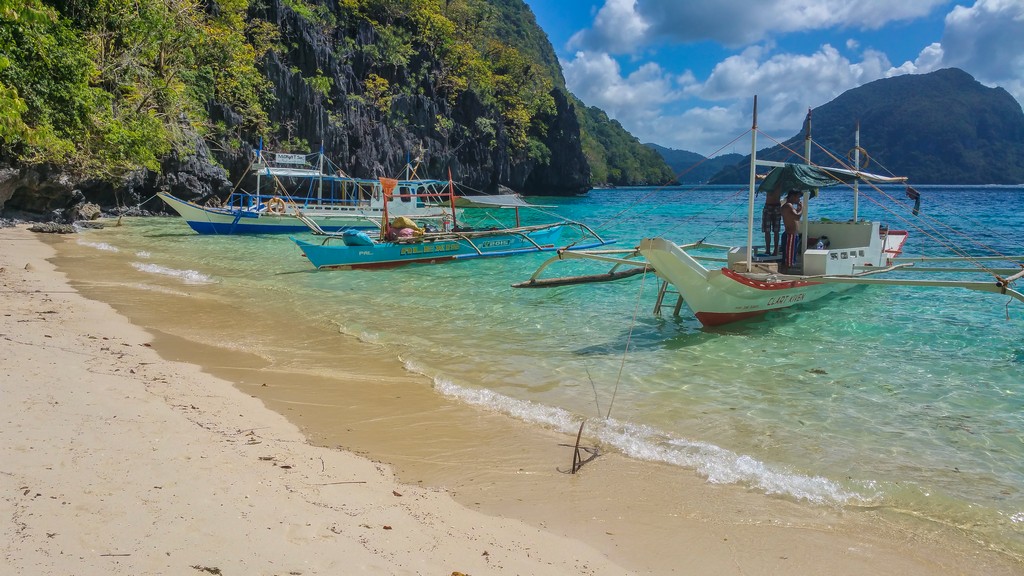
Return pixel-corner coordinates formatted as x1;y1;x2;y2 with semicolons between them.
291;178;613;270
158;145;454;235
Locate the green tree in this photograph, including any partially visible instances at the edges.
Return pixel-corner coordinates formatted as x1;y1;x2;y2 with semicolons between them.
0;0;274;180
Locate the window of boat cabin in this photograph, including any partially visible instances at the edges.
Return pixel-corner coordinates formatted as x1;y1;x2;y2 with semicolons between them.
400;186;412;202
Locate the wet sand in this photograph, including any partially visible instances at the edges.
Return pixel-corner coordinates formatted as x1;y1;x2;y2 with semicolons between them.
4;224;1021;575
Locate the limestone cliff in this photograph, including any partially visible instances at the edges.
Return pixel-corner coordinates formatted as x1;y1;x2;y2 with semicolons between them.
0;0;595;217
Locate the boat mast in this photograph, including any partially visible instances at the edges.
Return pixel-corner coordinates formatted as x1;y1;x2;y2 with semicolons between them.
745;96;758;273
318;142;324;204
853;121;861;222
379;179;396;241
448;168;458;231
801;110;811;255
803;110;811;160
256;137;263;208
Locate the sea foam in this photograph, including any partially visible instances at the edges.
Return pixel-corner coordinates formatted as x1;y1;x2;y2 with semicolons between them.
432;374;868;507
131;262;215;285
77;240;119;252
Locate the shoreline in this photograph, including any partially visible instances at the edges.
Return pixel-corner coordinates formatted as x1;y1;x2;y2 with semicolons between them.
1;225;629;575
4;224;1021;575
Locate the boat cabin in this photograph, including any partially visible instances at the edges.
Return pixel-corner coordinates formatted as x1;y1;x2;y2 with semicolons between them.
726;162;909;276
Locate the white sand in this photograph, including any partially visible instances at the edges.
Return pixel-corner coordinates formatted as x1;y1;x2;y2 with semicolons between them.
3;224;1021;575
1;226;628;575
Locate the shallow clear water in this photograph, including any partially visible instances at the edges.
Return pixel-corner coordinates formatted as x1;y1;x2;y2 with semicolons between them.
71;184;1024;555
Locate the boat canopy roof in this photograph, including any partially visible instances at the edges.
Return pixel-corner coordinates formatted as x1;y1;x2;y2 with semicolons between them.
256;166;448;188
757;163;908;197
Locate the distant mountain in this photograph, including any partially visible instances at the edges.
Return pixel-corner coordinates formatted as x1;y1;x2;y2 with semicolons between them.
708;68;1024;185
646;144;744;184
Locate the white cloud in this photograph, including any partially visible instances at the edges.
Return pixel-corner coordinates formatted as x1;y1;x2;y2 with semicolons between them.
939;0;1024;105
569;0;949;53
637;105;754;157
568;0;650;53
885;42;944;77
562;51;683;121
885;1;1024;107
692;45;892;132
563;44;899;154
557;0;1024;155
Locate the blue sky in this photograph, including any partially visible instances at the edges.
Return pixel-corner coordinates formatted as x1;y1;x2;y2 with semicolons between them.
522;0;1024;156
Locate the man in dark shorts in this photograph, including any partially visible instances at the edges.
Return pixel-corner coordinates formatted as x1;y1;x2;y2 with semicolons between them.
761;183;783;255
781;190;803;269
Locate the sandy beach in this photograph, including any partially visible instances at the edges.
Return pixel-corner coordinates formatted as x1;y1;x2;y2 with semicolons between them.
0;225;630;575
3;223;1022;575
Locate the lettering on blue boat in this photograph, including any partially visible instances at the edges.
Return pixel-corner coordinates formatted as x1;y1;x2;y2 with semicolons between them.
479;239;513;248
400;243;460;255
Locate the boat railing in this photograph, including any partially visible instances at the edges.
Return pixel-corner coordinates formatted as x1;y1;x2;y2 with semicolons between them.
227;191;380;210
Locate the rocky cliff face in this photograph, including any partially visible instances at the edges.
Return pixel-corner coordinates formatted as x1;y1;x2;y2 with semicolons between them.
251;6;590;197
0;0;592;217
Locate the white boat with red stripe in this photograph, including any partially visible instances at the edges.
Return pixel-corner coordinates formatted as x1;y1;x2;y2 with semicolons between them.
515;97;1024;327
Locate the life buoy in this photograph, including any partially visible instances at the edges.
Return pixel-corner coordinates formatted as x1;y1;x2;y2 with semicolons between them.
847;146;871;169
267;197;287;214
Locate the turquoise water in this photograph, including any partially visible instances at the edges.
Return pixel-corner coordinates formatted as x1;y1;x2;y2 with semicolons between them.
74;184;1024;556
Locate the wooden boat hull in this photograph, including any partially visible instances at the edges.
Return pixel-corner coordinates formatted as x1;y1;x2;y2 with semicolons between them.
157;192;444;235
293;226;606;270
640;237;855;326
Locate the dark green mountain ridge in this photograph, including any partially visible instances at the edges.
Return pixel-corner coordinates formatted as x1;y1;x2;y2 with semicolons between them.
645;143;743;184
707;68;1024;185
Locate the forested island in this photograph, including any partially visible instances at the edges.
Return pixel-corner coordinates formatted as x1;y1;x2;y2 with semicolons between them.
2;2;1022;220
705;69;1024;185
0;0;670;217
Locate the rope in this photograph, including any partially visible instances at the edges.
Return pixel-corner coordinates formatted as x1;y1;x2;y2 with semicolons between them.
586;129;753;237
606;265;651;419
137;193;159;208
810;141;1023;278
584;364;602;419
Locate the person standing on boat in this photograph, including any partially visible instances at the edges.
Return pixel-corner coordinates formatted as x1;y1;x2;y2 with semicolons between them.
761;182;783;255
781;190;802;270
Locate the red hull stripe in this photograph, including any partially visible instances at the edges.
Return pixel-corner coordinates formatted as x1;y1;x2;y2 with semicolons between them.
695;309;769;326
321;256;458;270
719;267;821;290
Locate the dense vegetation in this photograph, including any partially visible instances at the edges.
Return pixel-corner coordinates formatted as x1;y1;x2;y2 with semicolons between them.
0;0;274;181
387;0;673;188
0;0;673;199
577;103;675;186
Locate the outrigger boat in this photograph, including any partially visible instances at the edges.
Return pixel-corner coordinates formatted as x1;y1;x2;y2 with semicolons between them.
292;178;613;270
158;145;453;235
515;98;1024;327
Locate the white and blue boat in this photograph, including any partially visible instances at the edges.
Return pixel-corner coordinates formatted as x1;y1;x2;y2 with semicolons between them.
291;181;613;270
158;146;454;235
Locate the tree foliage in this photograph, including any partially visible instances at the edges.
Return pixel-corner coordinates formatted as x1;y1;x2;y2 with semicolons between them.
0;0;669;190
343;0;555;159
0;0;273;180
576;102;674;186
